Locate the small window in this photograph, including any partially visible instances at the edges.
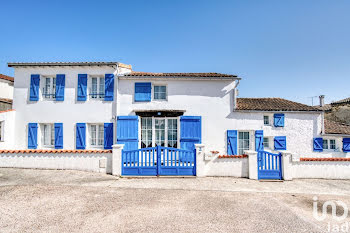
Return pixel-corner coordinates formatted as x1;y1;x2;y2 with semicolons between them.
89;124;104;147
141;118;153;148
154;85;167;100
41;124;55;148
322;139;328;150
0;121;3;141
322;139;336;150
238;132;250;155
263;137;269;148
42;77;56;99
90;77;105;99
263;116;270;125
330;139;336;150
167;119;178;148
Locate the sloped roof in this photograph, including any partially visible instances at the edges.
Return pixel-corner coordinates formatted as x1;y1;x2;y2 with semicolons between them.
8;62;120;67
0;98;12;104
0;74;14;82
123;71;238;79
324;119;350;135
314;104;332;111
332;97;350;105
236;98;320;112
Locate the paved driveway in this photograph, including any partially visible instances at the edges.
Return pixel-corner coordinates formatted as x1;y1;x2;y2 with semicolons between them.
1;168;350;233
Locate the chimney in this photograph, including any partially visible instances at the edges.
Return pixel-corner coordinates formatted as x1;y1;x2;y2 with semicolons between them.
319;95;325;107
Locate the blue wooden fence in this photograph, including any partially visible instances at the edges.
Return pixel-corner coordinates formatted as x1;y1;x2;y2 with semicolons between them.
122;146;196;176
257;151;282;180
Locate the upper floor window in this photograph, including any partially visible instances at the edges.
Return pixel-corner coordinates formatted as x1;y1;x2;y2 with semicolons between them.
89;124;104;147
41;123;55;148
90;77;105;99
263;116;270;125
154;85;167;100
323;139;336;150
42;77;56;99
238;131;250;155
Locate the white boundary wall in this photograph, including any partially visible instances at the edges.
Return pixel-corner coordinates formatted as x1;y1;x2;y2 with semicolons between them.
292;161;350;179
0;110;15;149
0;152;112;173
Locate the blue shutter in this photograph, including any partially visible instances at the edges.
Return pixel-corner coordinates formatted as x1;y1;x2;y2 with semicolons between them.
76;123;86;149
54;123;63;149
28;123;38;149
255;130;264;152
135;82;152;102
77;74;87;101
313;138;323;152
104;74;114;101
343;138;350;152
29;74;40;101
274;136;286;150
55;74;65;101
274;114;285;127
180;116;201;151
227;130;238;155
117;116;139;150
104;123;114;149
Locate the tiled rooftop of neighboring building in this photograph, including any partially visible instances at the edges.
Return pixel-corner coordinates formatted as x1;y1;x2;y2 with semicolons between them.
0;74;14;82
324;119;350;135
123;71;238;79
236;98;320;112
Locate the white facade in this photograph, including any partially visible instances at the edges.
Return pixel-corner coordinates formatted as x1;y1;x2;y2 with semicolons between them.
0;79;14;99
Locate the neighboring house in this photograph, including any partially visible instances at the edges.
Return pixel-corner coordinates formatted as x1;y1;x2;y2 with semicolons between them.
2;61;349;159
324;97;350;125
0;74;14;111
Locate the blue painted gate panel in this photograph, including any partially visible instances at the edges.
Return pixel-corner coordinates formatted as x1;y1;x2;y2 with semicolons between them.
122;146;196;176
257;151;283;180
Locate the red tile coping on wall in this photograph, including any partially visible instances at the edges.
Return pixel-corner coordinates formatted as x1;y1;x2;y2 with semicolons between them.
0;149;112;154
300;157;350;161
0;109;15;114
218;155;248;159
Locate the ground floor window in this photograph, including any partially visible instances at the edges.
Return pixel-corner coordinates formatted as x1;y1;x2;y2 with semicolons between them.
323;139;336;150
263;137;269;149
141;117;178;148
41;123;55;147
238;131;250;155
89;124;104;147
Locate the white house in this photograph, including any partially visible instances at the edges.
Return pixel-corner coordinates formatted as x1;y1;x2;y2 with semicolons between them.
0;74;14;111
1;61;349;178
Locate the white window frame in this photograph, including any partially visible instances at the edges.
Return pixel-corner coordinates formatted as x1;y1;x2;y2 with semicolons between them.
41;76;56;100
88;76;105;100
88;124;104;148
40;123;55;148
238;131;251;155
263;137;270;149
263;115;271;126
153;84;167;101
140;117;179;148
323;138;337;151
0;121;4;142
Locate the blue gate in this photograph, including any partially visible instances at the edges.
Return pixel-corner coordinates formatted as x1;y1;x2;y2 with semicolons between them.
122;146;196;176
257;151;283;180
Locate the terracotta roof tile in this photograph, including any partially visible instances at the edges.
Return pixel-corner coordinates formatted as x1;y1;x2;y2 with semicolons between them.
332;97;350;105
236;98;320;112
0;98;12;104
0;109;15;114
300;157;350;161
218;155;248;159
0;149;112;154
0;74;14;82
324;119;350;135
123;71;238;78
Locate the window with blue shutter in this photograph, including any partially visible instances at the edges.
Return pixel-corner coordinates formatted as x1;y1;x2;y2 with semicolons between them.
28;123;38;149
117;116;139;150
104;74;114;101
54;123;63;149
104;123;114;149
76;123;86;149
77;74;87;101
180;116;201;151
255;130;264;152
313;138;323;152
343;138;350;152
227;130;238;155
135;82;152;102
29;74;40;101
274;114;285;127
274;136;286;150
55;74;65;101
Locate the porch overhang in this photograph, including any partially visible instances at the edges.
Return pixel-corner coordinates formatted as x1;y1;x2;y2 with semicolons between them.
134;109;186;117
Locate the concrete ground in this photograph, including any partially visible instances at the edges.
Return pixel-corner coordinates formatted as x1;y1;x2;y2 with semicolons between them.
1;169;350;233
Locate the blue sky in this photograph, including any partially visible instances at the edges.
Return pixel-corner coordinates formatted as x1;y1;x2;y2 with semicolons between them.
1;0;349;104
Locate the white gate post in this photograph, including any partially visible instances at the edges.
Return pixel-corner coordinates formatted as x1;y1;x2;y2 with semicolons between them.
112;144;124;176
281;151;293;181
245;150;258;180
195;144;206;177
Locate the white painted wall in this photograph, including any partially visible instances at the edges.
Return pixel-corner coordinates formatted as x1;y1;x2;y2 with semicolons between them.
201;157;248;177
0;80;14;99
292;161;350;179
0;152;111;173
0;110;15;149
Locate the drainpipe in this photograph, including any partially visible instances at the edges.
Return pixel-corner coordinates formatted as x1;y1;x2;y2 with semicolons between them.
233;79;240;111
113;63;119;144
